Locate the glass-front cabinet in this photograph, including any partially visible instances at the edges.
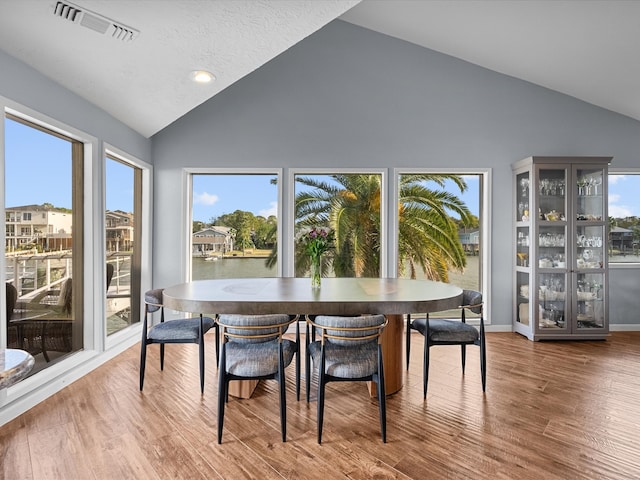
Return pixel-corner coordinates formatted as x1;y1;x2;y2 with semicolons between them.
512;156;611;340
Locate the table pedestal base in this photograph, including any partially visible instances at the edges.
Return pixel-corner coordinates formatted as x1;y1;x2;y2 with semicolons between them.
228;379;259;398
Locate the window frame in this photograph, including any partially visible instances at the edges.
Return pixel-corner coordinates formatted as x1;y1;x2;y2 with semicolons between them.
103;145;152;346
608;168;640;268
286;168;388;278
184;168;284;281
2;100;98;396
394;167;492;324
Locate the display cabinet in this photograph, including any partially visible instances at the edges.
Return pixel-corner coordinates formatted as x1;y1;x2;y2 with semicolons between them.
512;156;611;340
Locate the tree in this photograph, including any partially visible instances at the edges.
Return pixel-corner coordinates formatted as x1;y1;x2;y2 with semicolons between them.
192;220;205;233
294;174;473;282
217;210;255;254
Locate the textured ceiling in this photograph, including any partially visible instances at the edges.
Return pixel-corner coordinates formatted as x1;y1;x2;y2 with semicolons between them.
0;0;638;139
0;0;360;138
342;0;640;125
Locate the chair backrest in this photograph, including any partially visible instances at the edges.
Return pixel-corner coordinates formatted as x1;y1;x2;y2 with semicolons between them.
217;314;293;344
310;315;387;346
57;278;73;315
461;290;483;315
6;283;18;321
106;263;115;290
144;288;165;313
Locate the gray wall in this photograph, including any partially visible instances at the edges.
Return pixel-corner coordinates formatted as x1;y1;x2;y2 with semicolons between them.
0;50;149;159
152;20;640;328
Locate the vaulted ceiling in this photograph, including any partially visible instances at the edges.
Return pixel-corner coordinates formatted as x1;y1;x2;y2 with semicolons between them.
0;1;637;138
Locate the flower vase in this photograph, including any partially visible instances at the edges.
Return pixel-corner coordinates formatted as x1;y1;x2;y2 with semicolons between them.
310;256;322;289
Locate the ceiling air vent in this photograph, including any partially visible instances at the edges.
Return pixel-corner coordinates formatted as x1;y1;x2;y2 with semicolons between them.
52;1;139;42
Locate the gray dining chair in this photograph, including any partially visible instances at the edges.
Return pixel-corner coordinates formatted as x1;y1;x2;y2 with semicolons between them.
140;288;216;394
306;314;388;444
216;313;299;443
406;289;486;398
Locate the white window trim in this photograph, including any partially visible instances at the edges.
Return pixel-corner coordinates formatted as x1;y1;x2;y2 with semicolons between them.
183;168;284;281
287;168;388;278
394;167;492;325
1;97;103;407
103;144;152;349
608;168;640;268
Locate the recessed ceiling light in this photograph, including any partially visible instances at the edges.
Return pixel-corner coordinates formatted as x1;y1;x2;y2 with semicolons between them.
190;70;215;83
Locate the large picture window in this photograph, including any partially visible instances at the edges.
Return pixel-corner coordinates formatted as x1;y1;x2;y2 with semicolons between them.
608;172;640;263
294;172;383;279
189;172;279;280
4;114;84;376
105;154;142;335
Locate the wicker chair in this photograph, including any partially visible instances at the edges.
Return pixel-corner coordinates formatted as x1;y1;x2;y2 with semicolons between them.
406;289;486;398
306;314;388;444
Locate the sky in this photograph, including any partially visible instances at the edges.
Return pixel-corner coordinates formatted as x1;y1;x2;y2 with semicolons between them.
4;118;638;221
192;174;481;223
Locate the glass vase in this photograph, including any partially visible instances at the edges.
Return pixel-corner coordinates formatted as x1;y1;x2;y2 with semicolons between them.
310;255;322;289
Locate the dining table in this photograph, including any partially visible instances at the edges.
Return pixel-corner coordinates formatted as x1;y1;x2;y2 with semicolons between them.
0;348;35;389
163;277;463;397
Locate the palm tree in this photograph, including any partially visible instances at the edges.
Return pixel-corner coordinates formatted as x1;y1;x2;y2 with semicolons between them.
397;174;472;281
294;173;473;282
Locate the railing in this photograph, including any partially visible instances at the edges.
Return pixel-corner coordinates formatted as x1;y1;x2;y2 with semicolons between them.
5;251;132;301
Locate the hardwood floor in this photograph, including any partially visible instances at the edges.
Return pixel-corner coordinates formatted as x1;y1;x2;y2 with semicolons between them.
2;331;639;479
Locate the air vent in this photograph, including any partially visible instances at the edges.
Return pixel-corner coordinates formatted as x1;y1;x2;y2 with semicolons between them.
53;1;139;42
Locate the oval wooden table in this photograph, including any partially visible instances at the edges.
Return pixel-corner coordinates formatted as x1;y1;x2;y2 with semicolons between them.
163;277;462;397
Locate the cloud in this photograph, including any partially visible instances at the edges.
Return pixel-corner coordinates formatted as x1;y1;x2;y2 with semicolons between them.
608;175;626;185
193;192;218;206
609;204;634;218
258;201;278;218
608;193;621;203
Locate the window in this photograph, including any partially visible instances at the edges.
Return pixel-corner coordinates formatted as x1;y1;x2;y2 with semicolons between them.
608;172;640;263
105;154;142;335
190;172;279;280
395;170;489;319
293;172;383;278
4;114;84;376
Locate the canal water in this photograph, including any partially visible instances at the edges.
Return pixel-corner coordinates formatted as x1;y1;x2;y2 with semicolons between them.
192;256;275;280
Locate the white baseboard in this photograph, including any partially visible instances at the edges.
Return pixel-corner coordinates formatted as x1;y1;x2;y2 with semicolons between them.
610;324;640;331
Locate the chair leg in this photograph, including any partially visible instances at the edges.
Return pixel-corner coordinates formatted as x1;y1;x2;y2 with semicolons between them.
317;352;326;444
295;322;300;401
278;346;287;442
214;323;220;368
217;349;227;443
461;344;467;374
377;345;387;443
160;343;165;371
139;341;147;391
480;324;487;392
423;336;430;399
305;332;312;403
199;336;206;395
405;314;411;370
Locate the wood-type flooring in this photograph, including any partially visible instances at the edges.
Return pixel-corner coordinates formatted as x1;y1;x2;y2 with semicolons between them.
2;331;639;479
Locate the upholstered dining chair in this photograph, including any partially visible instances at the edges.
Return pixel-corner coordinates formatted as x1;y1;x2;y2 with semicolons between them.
140;288;216;394
405;289;486;398
216;313;299;444
306;314;388;444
